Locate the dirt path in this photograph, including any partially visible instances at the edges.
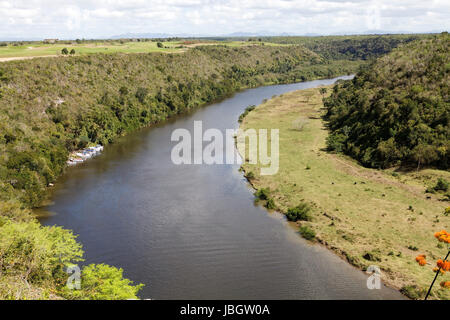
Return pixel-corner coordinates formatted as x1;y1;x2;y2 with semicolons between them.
0;55;58;62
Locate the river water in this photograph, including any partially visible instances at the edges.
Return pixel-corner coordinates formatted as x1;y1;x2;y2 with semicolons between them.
38;76;404;299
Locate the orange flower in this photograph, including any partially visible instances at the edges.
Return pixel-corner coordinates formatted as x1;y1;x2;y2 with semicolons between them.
440;281;450;288
416;254;426;262
445;261;450;272
434;230;450;243
416;254;427;266
436;259;450;272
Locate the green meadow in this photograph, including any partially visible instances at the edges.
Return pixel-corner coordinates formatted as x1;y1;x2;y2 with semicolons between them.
0;40;286;60
239;87;450;300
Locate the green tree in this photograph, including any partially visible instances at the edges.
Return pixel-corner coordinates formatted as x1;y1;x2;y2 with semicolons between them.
60;264;144;300
61;48;69;55
412;144;439;171
135;87;148;103
70;49;76;55
157;42;163;48
0;220;83;291
286;203;312;221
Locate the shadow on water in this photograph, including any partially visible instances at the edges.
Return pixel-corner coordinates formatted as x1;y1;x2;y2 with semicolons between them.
37;76;405;299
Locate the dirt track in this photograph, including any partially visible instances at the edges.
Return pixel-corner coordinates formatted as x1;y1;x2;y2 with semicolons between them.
0;55;57;62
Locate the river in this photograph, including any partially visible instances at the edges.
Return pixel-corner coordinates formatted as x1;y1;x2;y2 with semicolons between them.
38;76;404;299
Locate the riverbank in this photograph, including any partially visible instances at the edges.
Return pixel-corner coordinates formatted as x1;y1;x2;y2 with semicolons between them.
0;42;360;298
38;77;402;300
238;86;450;300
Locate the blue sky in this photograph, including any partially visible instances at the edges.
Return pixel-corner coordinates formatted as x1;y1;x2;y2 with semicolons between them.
0;0;449;40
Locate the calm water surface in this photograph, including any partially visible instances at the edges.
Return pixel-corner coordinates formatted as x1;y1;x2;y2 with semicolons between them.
38;76;404;299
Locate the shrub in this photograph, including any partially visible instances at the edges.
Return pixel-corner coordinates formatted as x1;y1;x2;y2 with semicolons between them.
70;49;76;55
434;178;449;192
0;220;83;290
292;117;309;131
362;250;381;262
245;171;255;180
445;207;450;216
254;188;270;200
325;133;346;153
60;264;144;300
238;105;256;123
400;285;424;300
286;203;311;221
157;42;163;48
61;48;69;55
265;198;276;210
135;87;148;103
299;225;315;240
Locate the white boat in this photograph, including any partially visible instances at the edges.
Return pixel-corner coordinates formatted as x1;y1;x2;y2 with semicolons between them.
68;145;103;166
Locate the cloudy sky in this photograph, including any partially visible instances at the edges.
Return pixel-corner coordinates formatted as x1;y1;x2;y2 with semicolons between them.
0;0;449;39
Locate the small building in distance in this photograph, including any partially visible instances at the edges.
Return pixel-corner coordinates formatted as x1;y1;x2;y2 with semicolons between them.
43;39;58;44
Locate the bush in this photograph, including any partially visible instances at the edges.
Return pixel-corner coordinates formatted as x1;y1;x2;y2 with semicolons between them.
157;42;163;48
434;178;449;192
400;285;425;300
254;188;270;200
286;203;312;221
245;171;255;180
445;207;450;216
0;220;83;293
135;87;148;103
362;250;381;262
325;133;346;153
299;225;315;240
265;198;276;210
70;49;76;55
238;105;256;123
61;48;69;55
60;264;144;300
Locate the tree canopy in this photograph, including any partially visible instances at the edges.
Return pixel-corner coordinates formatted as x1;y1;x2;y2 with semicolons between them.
323;33;449;169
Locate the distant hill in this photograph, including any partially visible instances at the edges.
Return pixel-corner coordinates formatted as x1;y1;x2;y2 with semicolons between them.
323;32;449;169
259;34;429;60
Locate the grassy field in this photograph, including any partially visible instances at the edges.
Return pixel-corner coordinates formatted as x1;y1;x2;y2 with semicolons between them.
238;86;450;299
0;40;286;61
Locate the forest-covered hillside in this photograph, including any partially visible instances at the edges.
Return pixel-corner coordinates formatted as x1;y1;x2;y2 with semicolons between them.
323;33;449;169
259;34;428;60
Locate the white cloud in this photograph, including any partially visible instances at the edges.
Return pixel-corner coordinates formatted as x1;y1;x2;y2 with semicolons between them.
0;0;448;39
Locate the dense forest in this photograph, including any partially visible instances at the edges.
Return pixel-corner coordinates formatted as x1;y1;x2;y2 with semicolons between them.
259;34;428;60
323;33;449;169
